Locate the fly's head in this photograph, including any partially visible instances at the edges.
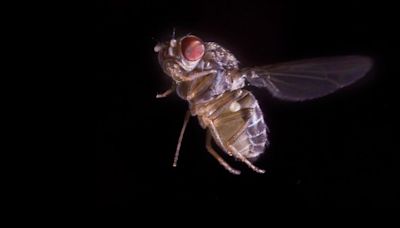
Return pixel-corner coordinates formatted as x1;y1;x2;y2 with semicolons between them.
154;35;205;82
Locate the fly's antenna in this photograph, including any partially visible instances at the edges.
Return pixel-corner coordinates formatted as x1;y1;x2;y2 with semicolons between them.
172;27;176;39
173;111;191;167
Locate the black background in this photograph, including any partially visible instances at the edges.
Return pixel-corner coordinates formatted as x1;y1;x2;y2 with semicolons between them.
96;0;398;207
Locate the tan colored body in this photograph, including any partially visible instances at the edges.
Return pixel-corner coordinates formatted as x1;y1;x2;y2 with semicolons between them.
176;72;268;174
156;35;371;174
156;38;268;174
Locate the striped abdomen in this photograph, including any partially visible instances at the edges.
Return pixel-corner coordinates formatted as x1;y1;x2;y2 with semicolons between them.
194;89;269;160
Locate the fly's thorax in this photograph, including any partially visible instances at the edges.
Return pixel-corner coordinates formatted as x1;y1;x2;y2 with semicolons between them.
175;68;246;112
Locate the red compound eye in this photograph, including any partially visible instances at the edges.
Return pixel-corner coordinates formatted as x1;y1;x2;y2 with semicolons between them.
181;36;205;61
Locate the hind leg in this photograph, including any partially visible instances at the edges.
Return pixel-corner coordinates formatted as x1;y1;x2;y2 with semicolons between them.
221;112;265;174
212;105;266;174
209;109;266;174
228;145;265;174
205;130;241;175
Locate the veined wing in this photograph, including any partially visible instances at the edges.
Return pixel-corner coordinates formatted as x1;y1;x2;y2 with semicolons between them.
243;56;372;101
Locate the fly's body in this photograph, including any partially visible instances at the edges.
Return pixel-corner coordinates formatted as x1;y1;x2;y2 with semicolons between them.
155;34;372;175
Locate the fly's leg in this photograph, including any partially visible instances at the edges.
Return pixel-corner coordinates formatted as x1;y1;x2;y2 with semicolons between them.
179;69;217;82
214;108;266;174
206;130;241;175
207;111;265;174
228;145;265;174
226;110;253;145
223;110;265;174
208;92;246;120
204;108;251;156
173;110;191;167
156;83;176;98
204;118;233;156
186;75;213;100
192;90;242;117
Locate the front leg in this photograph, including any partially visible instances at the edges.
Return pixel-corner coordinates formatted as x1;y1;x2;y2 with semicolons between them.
173;110;191;167
156;83;176;98
205;130;241;175
179;69;217;82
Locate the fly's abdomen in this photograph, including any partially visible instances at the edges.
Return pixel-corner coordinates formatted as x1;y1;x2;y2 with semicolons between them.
243;102;269;159
209;90;269;160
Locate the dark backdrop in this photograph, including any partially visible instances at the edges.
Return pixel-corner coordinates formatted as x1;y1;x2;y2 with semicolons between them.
96;0;398;207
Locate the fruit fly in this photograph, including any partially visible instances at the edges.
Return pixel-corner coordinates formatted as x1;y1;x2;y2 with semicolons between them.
154;34;372;175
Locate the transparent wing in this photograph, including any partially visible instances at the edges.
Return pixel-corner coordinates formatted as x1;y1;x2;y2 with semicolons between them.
243;56;373;101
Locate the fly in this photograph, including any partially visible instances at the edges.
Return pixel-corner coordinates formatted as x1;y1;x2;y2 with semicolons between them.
154;34;372;175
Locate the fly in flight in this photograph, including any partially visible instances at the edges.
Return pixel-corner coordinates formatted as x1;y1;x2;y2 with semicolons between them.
154;34;372;175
